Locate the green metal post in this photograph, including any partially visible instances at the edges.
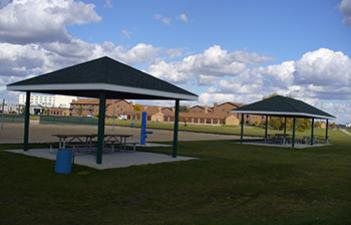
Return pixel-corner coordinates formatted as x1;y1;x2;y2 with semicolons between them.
0;98;5;130
283;117;287;136
325;119;329;143
240;113;244;144
292;117;296;149
23;91;31;151
172;99;180;158
311;118;315;145
264;115;268;141
96;93;106;164
283;116;287;144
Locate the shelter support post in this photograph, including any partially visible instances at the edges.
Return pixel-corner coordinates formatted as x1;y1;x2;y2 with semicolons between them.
292;117;296;149
1;98;5;130
283;116;287;144
311;118;315;145
23;91;31;151
96;93;106;164
240;113;244;144
172;99;180;158
325;119;329;144
264;115;268;142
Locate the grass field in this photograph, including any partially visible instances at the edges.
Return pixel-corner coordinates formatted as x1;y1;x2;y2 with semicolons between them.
0;129;350;225
107;118;333;139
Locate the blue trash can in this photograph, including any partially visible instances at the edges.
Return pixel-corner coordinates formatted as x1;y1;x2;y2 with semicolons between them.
55;149;73;174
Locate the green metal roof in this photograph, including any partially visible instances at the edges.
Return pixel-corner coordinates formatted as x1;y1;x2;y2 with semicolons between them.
7;56;198;100
234;95;335;119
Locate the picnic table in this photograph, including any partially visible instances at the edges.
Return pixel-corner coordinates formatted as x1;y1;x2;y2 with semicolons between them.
265;134;290;144
53;134;134;151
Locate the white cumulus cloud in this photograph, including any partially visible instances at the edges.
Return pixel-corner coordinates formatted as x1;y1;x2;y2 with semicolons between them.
154;14;172;25
0;0;101;44
339;0;351;25
121;29;132;39
148;45;270;83
177;13;189;23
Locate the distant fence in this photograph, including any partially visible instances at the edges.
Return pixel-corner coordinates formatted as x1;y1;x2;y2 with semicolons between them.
39;116;98;125
1;114;24;123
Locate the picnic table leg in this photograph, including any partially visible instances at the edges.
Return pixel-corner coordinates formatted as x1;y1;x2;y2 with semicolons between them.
89;137;93;150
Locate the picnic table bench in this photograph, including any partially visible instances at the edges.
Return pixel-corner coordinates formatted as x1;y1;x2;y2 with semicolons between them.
52;134;137;152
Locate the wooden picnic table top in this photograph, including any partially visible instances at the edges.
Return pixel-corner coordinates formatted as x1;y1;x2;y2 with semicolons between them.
52;134;95;138
52;134;133;138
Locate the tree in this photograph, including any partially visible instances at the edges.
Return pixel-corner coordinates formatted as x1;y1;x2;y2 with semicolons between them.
179;105;189;112
296;118;311;132
77;105;83;116
269;117;284;130
134;104;142;112
268;117;311;132
42;107;49;116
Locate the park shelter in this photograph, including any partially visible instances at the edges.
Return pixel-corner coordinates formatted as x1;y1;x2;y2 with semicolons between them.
7;56;198;164
233;95;335;148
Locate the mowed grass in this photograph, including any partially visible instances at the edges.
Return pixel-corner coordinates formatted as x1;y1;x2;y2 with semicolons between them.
108;118;333;138
0;130;351;225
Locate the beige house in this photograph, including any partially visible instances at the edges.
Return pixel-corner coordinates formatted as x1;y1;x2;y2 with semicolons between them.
225;114;241;126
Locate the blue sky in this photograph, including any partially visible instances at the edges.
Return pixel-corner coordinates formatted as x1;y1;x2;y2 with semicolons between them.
0;0;350;123
71;0;351;60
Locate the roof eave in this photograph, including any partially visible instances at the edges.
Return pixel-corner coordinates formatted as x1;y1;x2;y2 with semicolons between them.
232;110;335;120
7;83;198;101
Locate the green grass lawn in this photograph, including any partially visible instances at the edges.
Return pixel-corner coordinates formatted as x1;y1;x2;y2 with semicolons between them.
108;118;333;139
1;129;350;225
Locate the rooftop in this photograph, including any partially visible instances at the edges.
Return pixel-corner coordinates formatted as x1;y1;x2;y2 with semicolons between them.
7;56;198;101
234;95;335;119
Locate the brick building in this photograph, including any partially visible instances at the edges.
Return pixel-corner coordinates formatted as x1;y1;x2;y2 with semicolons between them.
68;98;262;126
48;107;70;116
70;99;133;117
